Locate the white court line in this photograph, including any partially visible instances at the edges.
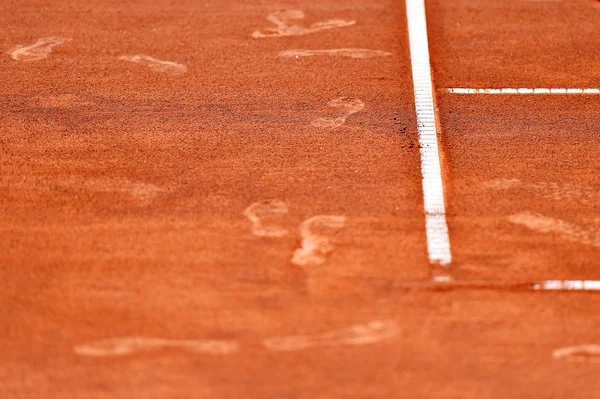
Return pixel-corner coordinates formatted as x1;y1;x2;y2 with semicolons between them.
532;280;600;291
446;88;600;94
406;0;452;266
374;278;600;292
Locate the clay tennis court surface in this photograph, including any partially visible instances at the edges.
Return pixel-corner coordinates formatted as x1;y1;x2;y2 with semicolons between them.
2;0;599;397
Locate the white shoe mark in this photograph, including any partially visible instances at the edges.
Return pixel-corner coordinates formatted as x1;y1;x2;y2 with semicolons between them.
292;215;346;266
244;199;290;237
252;10;355;38
311;97;364;129
484;179;598;205
279;48;392;59
264;320;398;352
553;345;600;363
507;211;600;248
10;37;71;61
119;55;187;76
74;336;239;357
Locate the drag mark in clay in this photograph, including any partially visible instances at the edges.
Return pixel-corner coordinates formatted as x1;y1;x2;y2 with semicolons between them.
264;320;398;352
507;211;600;248
484;179;597;205
74;336;239;357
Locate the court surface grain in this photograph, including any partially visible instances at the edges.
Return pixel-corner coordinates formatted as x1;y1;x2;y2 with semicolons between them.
1;0;599;398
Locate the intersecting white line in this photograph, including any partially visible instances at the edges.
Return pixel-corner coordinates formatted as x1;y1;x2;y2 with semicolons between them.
446;88;600;94
406;0;452;266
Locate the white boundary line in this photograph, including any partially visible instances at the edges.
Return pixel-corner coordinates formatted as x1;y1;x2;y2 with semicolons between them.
406;0;452;266
446;88;600;94
533;280;600;291
370;278;600;292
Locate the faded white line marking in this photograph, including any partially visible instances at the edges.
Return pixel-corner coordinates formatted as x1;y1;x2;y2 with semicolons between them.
553;345;600;362
534;280;600;291
119;55;187;76
10;37;71;61
244;199;290;237
291;215;346;266
507;212;600;248
406;0;452;266
377;278;600;292
252;10;355;38
446;88;600;94
263;321;398;352
279;48;392;59
74;337;239;357
311;97;364;129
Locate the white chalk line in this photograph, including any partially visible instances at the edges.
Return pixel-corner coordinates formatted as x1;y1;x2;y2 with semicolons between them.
406;0;452;266
377;278;600;292
534;280;600;291
445;88;600;94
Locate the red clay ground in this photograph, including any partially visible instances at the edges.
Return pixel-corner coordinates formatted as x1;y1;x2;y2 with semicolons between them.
1;0;600;398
